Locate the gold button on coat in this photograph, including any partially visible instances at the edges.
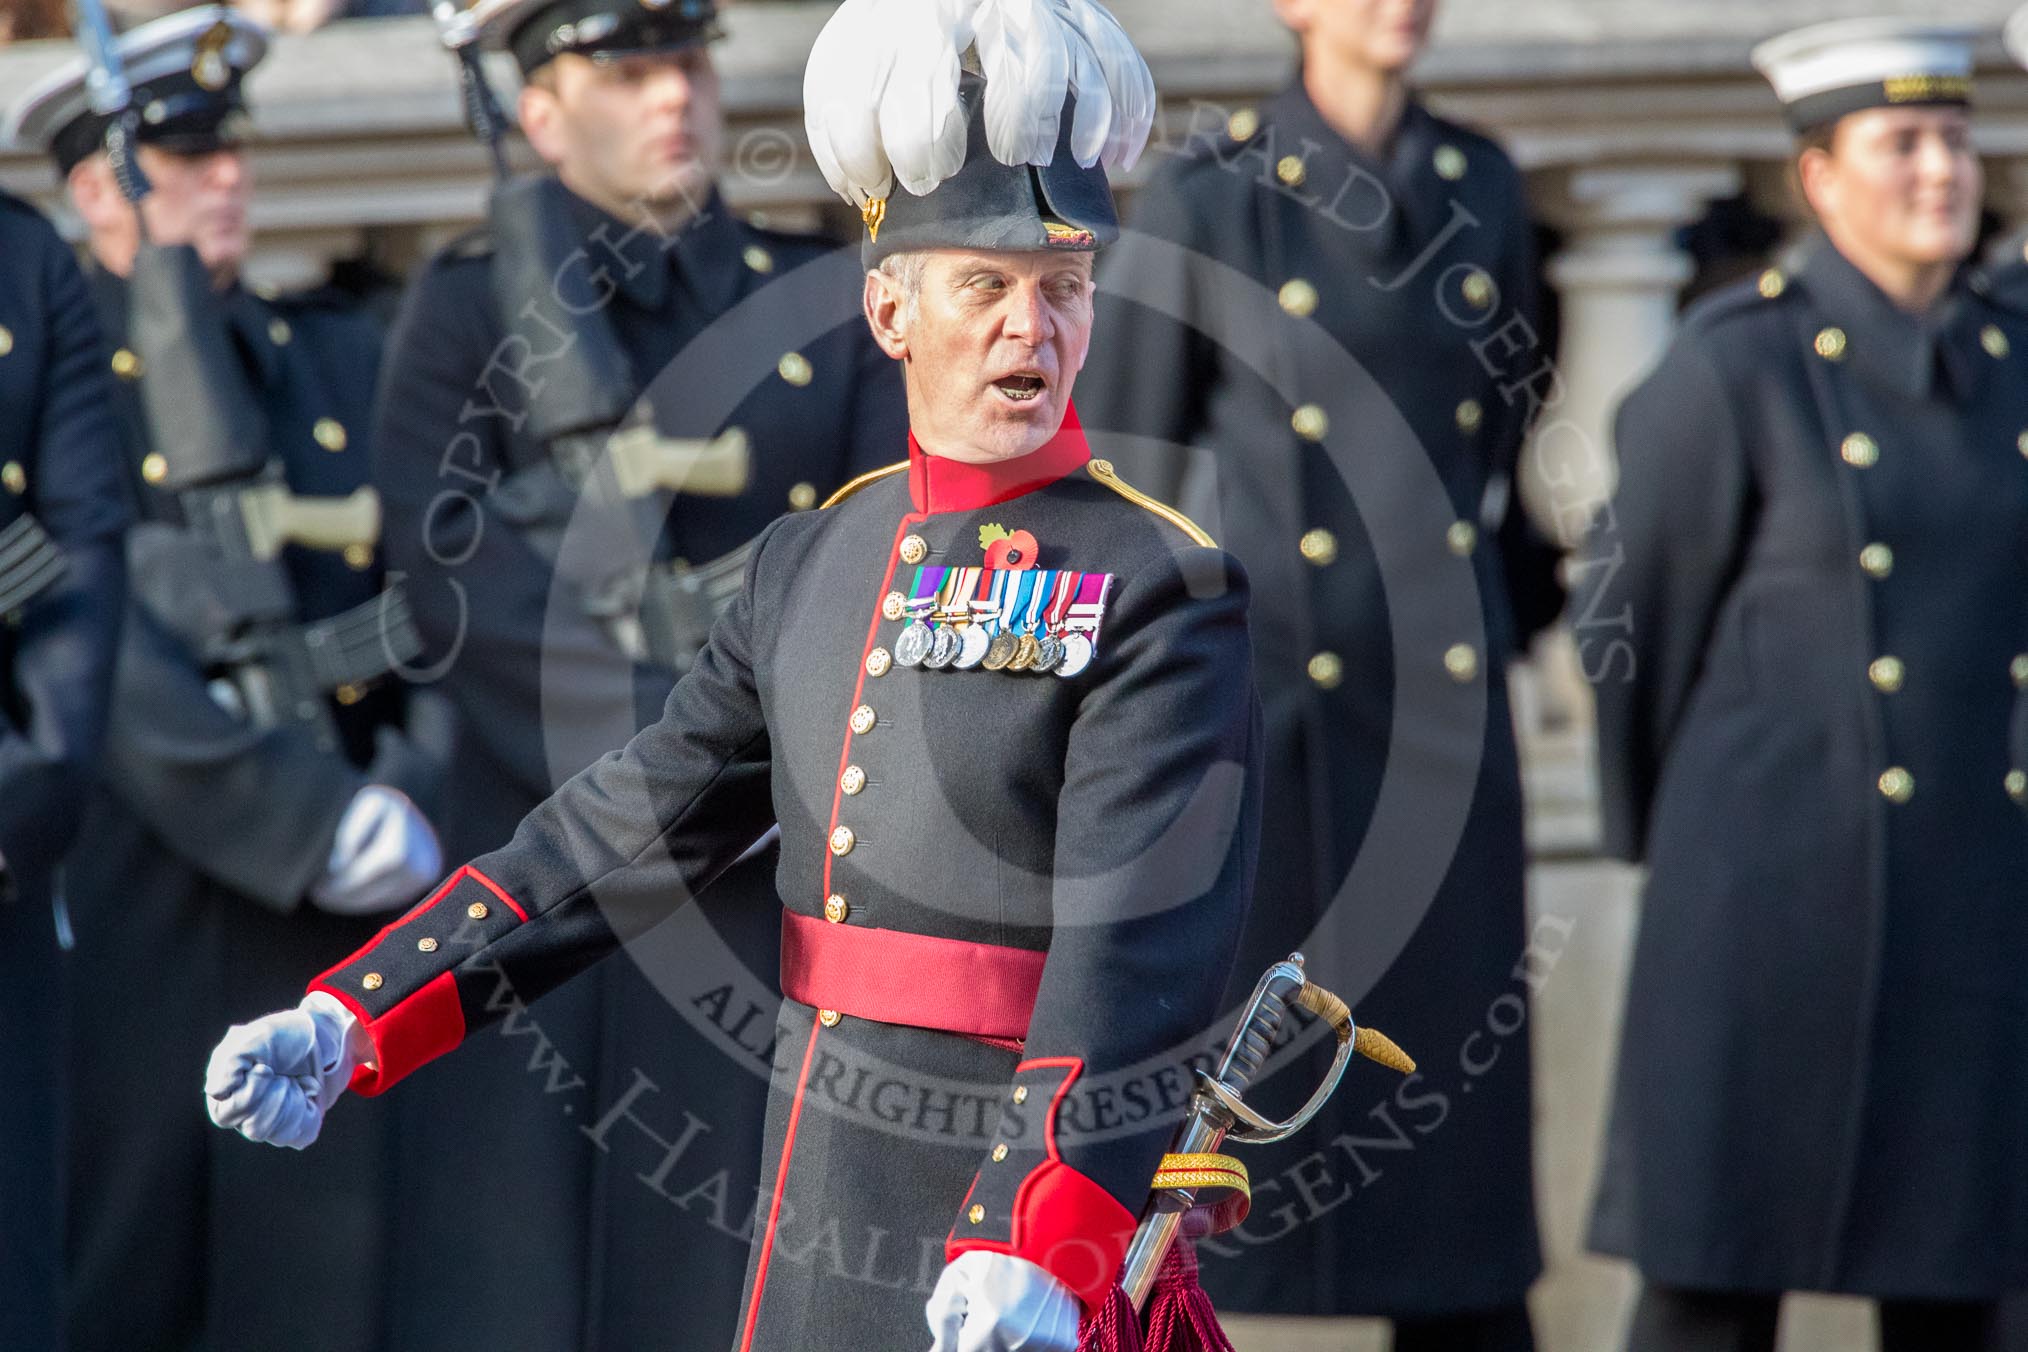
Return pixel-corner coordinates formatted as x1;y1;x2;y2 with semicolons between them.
2018;431;2028;460
991;1143;1009;1163
1455;399;1484;433
1291;404;1328;441
0;324;14;356
141;453;169;484
1814;328;1848;361
900;534;928;565
850;704;876;735
1868;656;1904;693
819;1008;842;1027
1859;543;1894;579
1461;271;1494;309
417;937;438;953
2012;654;2028;688
778;352;813;387
1434;144;1467;180
1276;155;1307;188
1447;521;1478;556
882;591;907;621
824;894;849;923
467;901;489;920
343;544;374;571
268;318;292;346
362;972;384;991
866;647;892;677
1227;107;1258;141
1307;652;1343;690
829;826;856;856
1877;767;1915;804
968;1204;986;1224
1012;1086;1028;1104
1299;528;1337;566
1445;643;1480;682
788;482;817;511
2008;770;2027;802
841;765;866;796
1983;324;2011;359
742;245;774;274
112;348;143;379
1278;279;1319;318
1840;433;1879;468
314;418;348;452
1757;269;1786;300
0;462;24;496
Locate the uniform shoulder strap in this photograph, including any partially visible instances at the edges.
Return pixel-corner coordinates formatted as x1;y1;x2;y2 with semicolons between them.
821;460;909;509
1085;459;1216;547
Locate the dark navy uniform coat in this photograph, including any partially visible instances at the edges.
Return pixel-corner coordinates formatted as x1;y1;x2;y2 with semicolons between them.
1079;85;1559;1317
63;264;432;1352
369;182;907;1352
311;420;1263;1351
0;189;129;1352
1581;236;2028;1298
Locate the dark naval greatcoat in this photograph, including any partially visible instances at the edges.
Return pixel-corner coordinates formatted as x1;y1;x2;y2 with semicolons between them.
370;182;907;1352
1581;236;2028;1298
62;264;435;1352
0;189;130;1352
1079;85;1560;1317
310;414;1262;1351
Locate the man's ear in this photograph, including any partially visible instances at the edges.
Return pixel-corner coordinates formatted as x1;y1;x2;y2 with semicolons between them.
1797;145;1838;223
66;156;117;232
519;76;567;168
863;268;909;361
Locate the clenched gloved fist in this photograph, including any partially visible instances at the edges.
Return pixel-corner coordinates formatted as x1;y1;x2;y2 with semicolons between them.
925;1251;1080;1352
204;992;367;1149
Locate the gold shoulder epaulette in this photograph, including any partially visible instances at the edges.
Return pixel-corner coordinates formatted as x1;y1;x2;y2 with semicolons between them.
820;460;908;509
1085;459;1216;547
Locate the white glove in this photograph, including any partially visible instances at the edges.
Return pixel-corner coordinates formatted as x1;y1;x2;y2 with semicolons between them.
925;1251;1080;1352
309;785;442;916
203;991;367;1149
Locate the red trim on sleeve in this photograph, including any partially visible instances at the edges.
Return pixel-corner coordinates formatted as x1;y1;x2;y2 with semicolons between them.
309;971;466;1098
947;1056;1141;1309
465;867;528;922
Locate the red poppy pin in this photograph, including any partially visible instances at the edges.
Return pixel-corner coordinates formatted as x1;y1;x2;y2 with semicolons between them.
979;524;1039;570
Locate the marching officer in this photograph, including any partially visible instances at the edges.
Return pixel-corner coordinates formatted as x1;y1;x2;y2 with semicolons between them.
206;1;1274;1348
0;190;130;1352
6;11;448;1350
367;1;907;1347
1579;21;2028;1351
1078;0;1562;1344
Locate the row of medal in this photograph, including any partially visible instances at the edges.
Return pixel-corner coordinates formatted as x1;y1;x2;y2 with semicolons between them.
891;565;1113;677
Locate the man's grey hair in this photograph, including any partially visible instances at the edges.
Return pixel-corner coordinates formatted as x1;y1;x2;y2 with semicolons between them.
875;251;929;325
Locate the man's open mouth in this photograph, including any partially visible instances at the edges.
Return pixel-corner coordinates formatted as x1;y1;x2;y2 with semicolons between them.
990;372;1048;403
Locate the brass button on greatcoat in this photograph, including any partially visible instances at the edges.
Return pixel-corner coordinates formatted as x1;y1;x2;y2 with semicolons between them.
824;894;849;923
2018;431;2028;461
467;901;489;920
1868;656;1904;693
1859;543;1894;579
1445;643;1481;683
1012;1086;1028;1105
1276;155;1306;188
1878;767;1915;804
1757;269;1786;300
819;1008;842;1027
850;704;877;735
1291;404;1328;442
1983;324;2011;359
362;973;384;991
968;1204;986;1224
777;352;813;387
268;318;292;347
1227;107;1258;141
2008;770;2027;803
1;462;24;496
788;482;817;511
900;534;928;565
141;453;169;484
1456;399;1484;433
1434;144;1467;180
1278;279;1319;318
1299;528;1337;566
2011;654;2028;688
1841;433;1879;468
0;325;13;356
882;591;907;621
1461;270;1494;309
742;245;774;274
417;937;438;953
1447;521;1478;556
112;348;143;379
1307;652;1343;690
866;647;892;677
314;418;348;452
829;826;856;856
1815;327;1848;362
841;765;866;796
991;1143;1009;1163
343;544;374;571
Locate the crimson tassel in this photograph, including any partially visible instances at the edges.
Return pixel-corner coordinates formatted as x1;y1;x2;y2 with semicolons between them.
1139;1234;1236;1352
1077;1282;1145;1352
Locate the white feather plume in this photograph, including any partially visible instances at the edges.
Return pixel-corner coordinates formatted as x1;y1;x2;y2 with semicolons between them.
802;0;1153;207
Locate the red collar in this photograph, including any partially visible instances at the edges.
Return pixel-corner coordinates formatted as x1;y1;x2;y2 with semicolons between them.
906;404;1092;516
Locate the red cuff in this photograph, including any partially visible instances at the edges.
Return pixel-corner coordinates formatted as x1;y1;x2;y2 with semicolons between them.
949;1159;1139;1308
308;970;465;1097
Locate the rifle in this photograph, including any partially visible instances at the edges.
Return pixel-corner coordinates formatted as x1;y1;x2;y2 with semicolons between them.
76;0;422;742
